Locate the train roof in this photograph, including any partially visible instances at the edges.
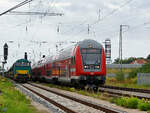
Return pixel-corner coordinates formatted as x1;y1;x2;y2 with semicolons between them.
77;39;103;48
32;39;103;68
15;59;30;63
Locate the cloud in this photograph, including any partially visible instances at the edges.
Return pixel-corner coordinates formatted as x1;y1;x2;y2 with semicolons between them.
0;0;150;67
105;3;120;10
54;2;72;7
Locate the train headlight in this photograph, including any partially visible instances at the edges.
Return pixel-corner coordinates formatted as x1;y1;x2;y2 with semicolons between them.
95;66;100;69
84;65;89;69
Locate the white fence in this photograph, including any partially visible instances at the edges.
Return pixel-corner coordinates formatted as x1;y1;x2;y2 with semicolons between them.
106;73;129;78
107;64;142;69
137;73;150;85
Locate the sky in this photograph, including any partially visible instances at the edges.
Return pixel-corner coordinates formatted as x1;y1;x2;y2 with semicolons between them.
0;0;150;68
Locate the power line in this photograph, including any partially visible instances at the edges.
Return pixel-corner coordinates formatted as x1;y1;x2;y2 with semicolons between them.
0;0;34;16
61;0;134;38
8;11;64;16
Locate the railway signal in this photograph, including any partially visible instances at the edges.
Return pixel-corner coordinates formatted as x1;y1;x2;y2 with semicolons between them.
25;52;28;60
4;43;8;61
2;43;8;76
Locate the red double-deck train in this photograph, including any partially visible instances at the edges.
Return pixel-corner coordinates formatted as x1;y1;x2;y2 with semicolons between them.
31;39;106;89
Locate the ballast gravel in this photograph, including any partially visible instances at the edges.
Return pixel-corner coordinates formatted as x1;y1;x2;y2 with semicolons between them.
16;84;66;113
24;84;104;113
32;83;146;113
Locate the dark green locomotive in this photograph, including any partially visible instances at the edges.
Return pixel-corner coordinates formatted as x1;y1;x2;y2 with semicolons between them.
7;59;31;82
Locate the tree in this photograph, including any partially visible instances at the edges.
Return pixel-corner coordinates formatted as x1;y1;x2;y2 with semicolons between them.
147;54;150;60
113;57;136;64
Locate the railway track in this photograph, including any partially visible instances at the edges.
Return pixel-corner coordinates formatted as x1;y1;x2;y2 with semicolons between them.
20;83;126;113
99;85;150;99
103;85;150;93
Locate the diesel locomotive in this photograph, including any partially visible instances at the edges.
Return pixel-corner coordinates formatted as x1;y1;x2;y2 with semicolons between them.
6;59;31;82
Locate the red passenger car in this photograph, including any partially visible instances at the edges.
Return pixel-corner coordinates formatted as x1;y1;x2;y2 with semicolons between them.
31;39;106;89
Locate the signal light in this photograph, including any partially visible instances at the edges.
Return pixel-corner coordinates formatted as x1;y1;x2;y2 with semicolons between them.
25;52;27;60
4;43;8;61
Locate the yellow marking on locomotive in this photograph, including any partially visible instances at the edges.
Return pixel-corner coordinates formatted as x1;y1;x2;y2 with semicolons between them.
28;74;31;78
14;74;17;79
17;70;28;74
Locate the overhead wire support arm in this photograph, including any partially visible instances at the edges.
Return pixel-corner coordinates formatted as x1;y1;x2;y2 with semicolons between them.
8;11;64;16
0;0;34;16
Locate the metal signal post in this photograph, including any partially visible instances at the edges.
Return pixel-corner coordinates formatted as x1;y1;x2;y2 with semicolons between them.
2;43;8;76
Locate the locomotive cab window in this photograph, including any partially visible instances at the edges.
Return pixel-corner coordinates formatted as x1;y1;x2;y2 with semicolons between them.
15;62;30;66
81;48;102;69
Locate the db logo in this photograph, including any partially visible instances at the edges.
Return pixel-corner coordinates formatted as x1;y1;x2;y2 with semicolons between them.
90;72;94;75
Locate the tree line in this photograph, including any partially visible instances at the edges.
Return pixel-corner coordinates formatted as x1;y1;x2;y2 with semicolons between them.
113;54;150;64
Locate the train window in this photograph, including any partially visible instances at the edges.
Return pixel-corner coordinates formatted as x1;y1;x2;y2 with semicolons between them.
15;62;30;66
52;63;55;68
81;48;101;54
71;57;73;64
81;48;102;65
74;56;76;65
46;70;51;76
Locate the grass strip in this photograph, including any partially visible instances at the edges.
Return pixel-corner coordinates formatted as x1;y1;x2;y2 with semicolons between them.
0;76;40;113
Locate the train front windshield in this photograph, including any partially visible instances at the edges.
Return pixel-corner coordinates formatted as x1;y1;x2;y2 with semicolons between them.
81;48;102;69
15;62;30;67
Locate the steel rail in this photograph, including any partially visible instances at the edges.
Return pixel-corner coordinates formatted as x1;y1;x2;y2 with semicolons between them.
29;83;126;113
102;85;150;94
22;84;77;113
99;87;150;100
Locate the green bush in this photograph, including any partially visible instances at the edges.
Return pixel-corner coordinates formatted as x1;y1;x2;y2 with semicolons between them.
128;62;150;79
110;97;117;103
126;97;139;109
128;69;139;78
115;71;125;81
139;62;150;73
112;97;139;109
138;99;150;111
115;97;127;107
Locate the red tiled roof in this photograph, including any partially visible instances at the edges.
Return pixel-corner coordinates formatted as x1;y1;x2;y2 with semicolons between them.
130;59;147;64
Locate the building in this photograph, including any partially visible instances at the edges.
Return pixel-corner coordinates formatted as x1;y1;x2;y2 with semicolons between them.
130;59;147;64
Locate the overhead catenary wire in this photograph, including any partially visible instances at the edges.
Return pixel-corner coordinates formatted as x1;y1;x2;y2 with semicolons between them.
8;11;63;16
0;0;34;16
60;0;134;38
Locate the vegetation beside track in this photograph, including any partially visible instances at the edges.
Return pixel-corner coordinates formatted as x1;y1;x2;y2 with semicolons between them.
107;68;133;74
0;76;40;113
41;82;111;101
106;74;150;90
106;62;150;112
111;97;150;112
106;62;150;89
43;82;150;112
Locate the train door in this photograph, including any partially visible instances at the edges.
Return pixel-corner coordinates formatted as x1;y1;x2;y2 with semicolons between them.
68;59;72;77
65;65;69;78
